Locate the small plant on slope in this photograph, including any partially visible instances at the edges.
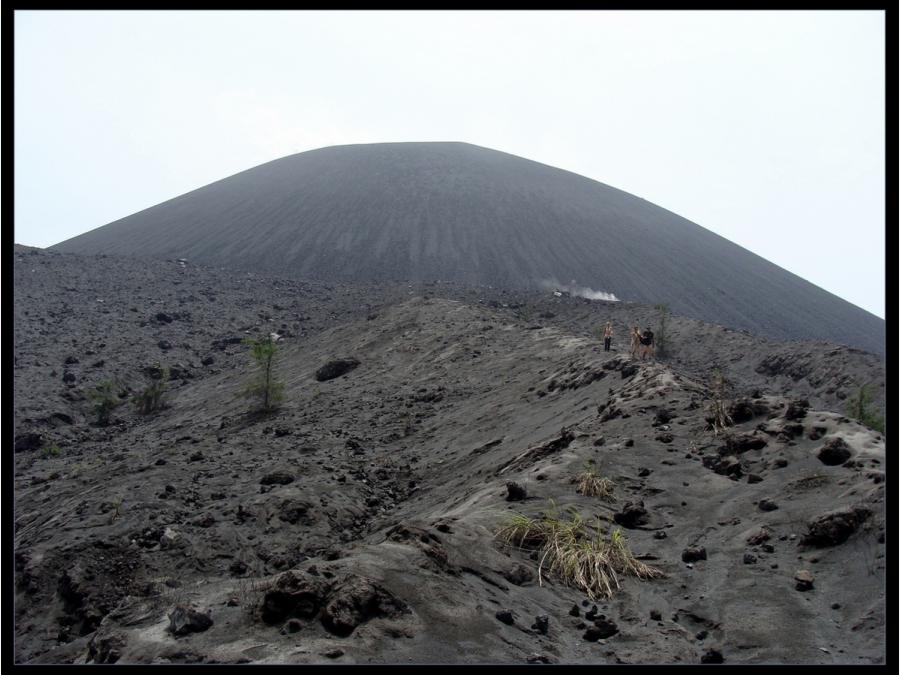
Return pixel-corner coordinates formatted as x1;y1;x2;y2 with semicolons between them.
242;335;285;413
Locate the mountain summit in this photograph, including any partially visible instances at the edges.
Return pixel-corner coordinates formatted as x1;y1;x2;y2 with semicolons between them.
51;142;883;354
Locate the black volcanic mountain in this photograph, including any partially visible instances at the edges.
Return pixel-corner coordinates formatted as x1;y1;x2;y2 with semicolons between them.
51;142;883;354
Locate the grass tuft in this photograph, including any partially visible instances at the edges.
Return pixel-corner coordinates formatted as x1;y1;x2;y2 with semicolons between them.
496;505;663;600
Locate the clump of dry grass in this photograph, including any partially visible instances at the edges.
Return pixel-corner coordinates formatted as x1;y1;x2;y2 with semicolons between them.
707;369;733;435
574;461;615;501
495;502;664;600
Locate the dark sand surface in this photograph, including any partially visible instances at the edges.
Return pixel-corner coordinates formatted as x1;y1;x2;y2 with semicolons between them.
13;248;885;664
49;143;884;355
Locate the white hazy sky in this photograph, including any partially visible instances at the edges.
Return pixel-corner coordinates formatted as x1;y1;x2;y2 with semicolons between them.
14;10;886;318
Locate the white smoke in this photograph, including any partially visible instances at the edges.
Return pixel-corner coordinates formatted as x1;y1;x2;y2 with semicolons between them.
539;278;620;302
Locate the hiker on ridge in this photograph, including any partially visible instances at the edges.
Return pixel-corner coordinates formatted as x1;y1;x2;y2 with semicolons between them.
603;322;613;352
630;326;641;358
639;327;655;361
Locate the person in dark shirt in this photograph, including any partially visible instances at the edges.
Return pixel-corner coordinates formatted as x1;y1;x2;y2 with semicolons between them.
639;327;654;360
603;322;613;352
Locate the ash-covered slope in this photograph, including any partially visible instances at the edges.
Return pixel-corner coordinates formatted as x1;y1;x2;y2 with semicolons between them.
13;250;886;665
50;143;883;355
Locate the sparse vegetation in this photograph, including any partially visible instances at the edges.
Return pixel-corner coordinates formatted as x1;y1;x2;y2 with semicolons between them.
707;369;732;435
242;335;285;412
89;379;120;426
41;444;62;458
134;367;169;415
574;460;615;501
654;303;669;358
496;502;663;600
846;384;885;434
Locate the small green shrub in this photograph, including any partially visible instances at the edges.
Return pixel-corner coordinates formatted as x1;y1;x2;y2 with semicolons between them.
846;384;885;434
242;336;284;412
134;368;169;415
89;379;120;426
42;444;62;458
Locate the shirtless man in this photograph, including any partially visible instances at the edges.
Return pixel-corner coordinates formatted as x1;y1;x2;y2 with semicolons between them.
603;322;613;352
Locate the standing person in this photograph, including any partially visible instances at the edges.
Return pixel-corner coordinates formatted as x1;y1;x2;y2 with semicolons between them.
630;326;641;358
639;327;655;361
603;322;613;352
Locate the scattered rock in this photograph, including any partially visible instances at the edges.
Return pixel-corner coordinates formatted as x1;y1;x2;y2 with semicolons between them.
613;501;649;529
746;528;771;546
801;507;871;547
260;569;330;625
816;437;853;466
168;606;213;636
505;482;527;501
15;432;43;453
743;553;757;564
794;569;814;591
315;358;360;382
531;615;549;635
784;400;809;420
682;546;707;563
758;499;779;512
495;610;515;625
503;563;534;586
701;648;724;664
321;576;408;636
261;471;295;485
281;618;303;634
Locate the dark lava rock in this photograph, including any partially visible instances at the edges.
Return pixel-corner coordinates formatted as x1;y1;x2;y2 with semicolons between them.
155;312;174;323
592;616;619;638
321;576;408;636
14;432;43;453
747;474;763;484
261;471;295;485
743;553;757;564
495;610;515;625
324;649;344;659
727;399;758;423
620;363;638;379
229;560;248;576
784;400;809;420
650;610;662;621
62;371;77;384
569;604;581;617
593;436;606;447
653;530;668;540
583;618;618;641
722;433;768;453
274;427;292;437
261;569;330;625
624;438;634;447
504;563;535;586
168;606;213;636
746;528;771;546
801;507;871;547
506;481;527;501
201;355;215;366
531;615;549;635
315;358;360;382
654;408;673;425
613;501;649;528
758;499;779;512
188;451;204;462
702;454;742;478
64;355;80;365
158;340;173;351
816;437;853;466
637;468;652;477
794;569;814;591
701;648;725;664
278;499;315;525
682;546;707;563
281;618;303;634
655;432;674;444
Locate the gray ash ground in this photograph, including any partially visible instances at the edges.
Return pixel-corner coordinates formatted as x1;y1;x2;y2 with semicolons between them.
13;246;886;664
